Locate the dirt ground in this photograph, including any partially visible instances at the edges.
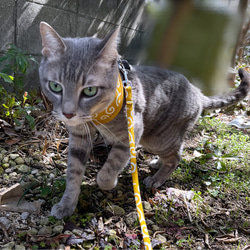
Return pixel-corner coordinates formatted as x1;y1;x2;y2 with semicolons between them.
0;110;250;250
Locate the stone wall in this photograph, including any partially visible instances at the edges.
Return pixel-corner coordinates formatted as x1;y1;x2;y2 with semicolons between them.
0;0;147;90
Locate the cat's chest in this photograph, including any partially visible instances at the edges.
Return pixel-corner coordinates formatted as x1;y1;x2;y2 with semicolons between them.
95;115;129;142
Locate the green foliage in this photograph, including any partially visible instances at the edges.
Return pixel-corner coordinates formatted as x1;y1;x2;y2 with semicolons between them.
0;72;14;83
39;178;66;200
177;116;250;218
104;246;112;250
0;44;40;130
0;44;37;93
195;116;250;194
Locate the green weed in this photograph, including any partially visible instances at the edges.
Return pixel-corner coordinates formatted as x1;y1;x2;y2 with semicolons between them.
0;44;40;130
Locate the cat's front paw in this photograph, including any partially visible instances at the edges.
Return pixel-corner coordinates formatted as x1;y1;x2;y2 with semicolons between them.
143;176;162;189
97;170;118;190
51;202;75;219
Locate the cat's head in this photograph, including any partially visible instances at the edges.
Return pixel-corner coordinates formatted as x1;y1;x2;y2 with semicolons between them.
39;22;120;127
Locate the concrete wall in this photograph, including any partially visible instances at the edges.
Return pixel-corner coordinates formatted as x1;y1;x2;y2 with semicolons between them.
0;0;147;90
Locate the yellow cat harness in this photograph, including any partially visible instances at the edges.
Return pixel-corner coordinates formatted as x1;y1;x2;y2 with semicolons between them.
93;59;152;250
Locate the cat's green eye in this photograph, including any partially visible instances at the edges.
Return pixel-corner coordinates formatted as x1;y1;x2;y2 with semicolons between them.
49;81;62;93
83;87;97;97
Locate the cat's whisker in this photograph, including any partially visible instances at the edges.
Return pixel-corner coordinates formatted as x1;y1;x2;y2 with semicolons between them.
35;112;54;127
85;123;93;151
89;121;110;152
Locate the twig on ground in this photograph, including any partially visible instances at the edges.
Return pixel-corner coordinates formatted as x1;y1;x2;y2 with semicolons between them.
204;233;212;249
0;222;9;240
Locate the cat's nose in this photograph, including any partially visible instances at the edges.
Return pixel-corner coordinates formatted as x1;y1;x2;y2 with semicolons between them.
63;113;75;119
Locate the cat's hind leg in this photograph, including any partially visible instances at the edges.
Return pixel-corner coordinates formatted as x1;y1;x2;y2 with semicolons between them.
143;150;181;188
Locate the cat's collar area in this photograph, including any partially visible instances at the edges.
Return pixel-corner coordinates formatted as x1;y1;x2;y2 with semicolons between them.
92;73;124;125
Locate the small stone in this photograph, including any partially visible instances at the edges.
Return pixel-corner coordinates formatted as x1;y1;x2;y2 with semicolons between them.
3;173;9;181
1;149;7;154
16;164;31;173
0;217;11;229
28;228;38;235
14;244;25;250
72;229;83;236
9;172;17;178
9;160;16;167
39;217;49;226
38;226;52;235
152;225;160;231
142;201;152;210
5;168;12;173
9;154;19;160
107;205;125;216
2;163;10;169
15;157;24;165
21;212;29;220
53;225;64;234
97;191;103;198
31;169;39;175
125;211;138;226
82;241;93;249
64;230;73;235
2;241;15;250
2;156;9;164
20;181;33;190
38;199;46;206
25;157;33;165
49;173;55;179
155;234;167;243
146;219;154;225
0;167;4;174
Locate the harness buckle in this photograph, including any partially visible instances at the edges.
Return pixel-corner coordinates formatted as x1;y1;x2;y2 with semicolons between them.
118;58;132;87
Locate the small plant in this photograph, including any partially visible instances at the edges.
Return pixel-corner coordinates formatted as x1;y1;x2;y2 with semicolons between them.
104;245;112;250
2;91;38;129
39;242;46;248
81;214;92;226
192;190;205;217
0;44;37;94
0;44;40;130
48;216;57;224
176;238;187;247
39;179;66;200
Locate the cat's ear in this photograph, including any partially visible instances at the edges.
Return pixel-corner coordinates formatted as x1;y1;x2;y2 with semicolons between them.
40;22;66;58
98;25;120;60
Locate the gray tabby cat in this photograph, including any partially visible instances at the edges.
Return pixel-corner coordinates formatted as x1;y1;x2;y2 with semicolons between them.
39;22;250;219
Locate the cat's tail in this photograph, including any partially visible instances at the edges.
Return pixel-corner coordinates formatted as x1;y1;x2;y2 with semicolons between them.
202;68;250;110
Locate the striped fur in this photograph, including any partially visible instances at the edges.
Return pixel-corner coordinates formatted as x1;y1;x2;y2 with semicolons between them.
39;22;250;219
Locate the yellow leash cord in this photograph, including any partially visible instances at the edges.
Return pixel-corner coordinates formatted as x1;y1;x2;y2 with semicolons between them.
120;60;152;250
